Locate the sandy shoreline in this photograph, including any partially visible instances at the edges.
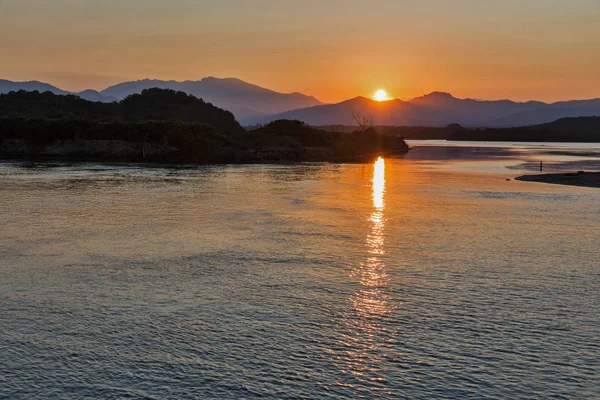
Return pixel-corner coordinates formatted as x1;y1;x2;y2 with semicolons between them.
515;172;600;188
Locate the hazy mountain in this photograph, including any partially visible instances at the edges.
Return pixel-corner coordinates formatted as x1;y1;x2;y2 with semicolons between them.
244;92;600;127
248;96;420;126
243;94;475;126
227;107;268;121
2;77;598;127
77;90;118;103
0;77;323;117
407;92;550;126
0;80;117;103
100;77;323;116
0;79;69;96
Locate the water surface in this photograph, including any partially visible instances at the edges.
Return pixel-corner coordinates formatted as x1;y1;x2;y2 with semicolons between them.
1;143;599;399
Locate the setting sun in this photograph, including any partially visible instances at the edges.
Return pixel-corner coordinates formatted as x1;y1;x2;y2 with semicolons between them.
374;90;388;102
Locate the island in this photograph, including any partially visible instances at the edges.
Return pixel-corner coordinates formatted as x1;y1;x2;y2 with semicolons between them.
0;89;409;164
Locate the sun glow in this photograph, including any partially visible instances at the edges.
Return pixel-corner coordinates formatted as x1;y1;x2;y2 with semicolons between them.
374;89;388;102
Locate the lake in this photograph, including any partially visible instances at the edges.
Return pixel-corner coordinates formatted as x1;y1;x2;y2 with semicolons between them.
1;142;599;399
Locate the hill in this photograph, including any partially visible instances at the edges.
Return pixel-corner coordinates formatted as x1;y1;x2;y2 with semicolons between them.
536;116;600;134
320;117;600;142
449;117;600;142
0;89;244;136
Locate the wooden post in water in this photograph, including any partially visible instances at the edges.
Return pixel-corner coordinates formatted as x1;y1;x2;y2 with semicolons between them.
143;132;149;160
540;161;543;172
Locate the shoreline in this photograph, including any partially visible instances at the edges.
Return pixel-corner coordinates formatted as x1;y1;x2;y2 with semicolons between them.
0;151;407;167
515;171;600;188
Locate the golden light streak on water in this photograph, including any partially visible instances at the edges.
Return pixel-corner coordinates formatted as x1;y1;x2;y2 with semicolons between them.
344;157;390;380
372;157;385;211
350;157;390;323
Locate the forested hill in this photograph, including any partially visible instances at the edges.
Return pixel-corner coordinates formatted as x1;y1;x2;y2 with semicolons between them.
534;117;600;135
0;89;244;136
448;117;600;142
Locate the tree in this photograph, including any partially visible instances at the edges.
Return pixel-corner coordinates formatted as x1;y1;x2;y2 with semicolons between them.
352;112;373;132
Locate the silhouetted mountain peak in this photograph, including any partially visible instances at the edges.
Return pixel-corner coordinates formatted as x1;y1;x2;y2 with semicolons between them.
202;76;244;84
198;76;276;94
97;77;323;116
410;91;457;104
343;96;372;104
426;91;454;98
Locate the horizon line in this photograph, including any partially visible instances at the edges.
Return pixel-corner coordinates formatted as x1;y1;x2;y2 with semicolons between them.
2;76;600;105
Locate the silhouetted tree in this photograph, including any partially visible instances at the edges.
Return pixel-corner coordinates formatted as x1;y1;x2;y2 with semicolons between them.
352;112;373;132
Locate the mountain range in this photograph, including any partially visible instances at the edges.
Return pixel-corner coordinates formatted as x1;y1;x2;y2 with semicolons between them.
0;79;118;103
100;78;323;119
246;92;600;128
1;78;599;127
0;78;322;120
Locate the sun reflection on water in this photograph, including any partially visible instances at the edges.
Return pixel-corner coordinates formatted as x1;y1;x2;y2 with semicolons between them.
372;157;385;211
343;157;391;381
351;157;390;319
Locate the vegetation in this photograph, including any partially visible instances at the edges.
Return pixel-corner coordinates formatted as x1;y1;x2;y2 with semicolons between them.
317;124;460;140
0;90;409;163
320;118;600;142
448;118;600;142
0;118;409;164
245;120;409;162
0;118;233;163
0;89;244;137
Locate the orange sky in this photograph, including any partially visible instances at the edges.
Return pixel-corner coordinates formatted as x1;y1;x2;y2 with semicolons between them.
1;0;599;103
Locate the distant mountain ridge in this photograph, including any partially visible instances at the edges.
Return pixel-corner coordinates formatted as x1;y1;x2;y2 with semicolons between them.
1;78;599;127
245;92;600;128
0;79;118;103
0;79;69;96
99;77;324;119
0;77;323;120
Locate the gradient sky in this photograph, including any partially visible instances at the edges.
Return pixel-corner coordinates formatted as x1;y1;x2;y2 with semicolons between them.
1;0;599;103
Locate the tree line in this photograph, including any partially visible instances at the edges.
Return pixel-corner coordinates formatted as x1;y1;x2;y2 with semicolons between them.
0;90;410;163
0;88;244;137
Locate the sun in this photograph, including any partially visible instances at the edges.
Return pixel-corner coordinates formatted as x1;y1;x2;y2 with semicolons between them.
374;89;388;102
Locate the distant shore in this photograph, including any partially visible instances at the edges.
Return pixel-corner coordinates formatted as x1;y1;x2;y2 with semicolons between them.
515;172;600;188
